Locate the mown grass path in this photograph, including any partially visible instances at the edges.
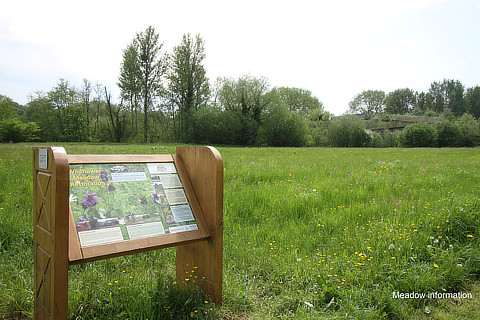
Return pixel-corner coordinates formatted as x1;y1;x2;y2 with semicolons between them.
1;144;479;319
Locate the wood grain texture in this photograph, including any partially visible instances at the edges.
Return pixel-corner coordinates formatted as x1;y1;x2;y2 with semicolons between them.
33;147;69;319
175;146;224;303
67;154;173;164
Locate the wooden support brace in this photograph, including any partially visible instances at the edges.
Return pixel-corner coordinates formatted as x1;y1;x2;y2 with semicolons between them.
175;146;224;303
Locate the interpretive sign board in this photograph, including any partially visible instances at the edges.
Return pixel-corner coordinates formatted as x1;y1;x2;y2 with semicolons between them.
33;146;223;320
69;162;198;247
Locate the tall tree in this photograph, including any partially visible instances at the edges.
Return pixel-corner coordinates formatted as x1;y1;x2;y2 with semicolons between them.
414;91;433;115
120;26;166;142
384;88;416;114
168;34;210;141
104;86;127;142
118;42;140;138
47;79;82;140
429;79;466;116
137;26;166;142
349;90;385;114
81;78;92;132
465;86;480;119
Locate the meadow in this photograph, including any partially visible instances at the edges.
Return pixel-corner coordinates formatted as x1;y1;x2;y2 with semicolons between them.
0;143;479;319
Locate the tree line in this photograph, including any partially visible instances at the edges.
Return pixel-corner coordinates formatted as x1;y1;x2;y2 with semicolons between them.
1;26;480;147
348;79;480;119
0;26;328;146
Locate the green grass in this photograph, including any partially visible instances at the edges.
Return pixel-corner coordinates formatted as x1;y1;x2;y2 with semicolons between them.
1;143;479;319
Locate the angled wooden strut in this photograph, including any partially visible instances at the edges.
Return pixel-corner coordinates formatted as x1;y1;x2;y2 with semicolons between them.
175;146;224;303
33;147;69;320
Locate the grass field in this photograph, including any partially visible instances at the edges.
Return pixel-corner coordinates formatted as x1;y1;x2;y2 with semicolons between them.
1;143;479;319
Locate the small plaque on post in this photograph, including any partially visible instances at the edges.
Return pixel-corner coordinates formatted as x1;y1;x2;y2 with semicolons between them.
38;149;48;169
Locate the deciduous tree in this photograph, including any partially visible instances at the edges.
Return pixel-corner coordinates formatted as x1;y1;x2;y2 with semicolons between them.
118;43;140;138
120;26;166;142
385;88;416;114
429;79;466;116
465;86;480;119
168;34;210;141
349;90;385;114
215;76;269;145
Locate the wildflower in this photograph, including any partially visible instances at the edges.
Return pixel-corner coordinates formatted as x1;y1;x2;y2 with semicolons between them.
434;264;439;268
467;235;474;238
99;170;110;182
140;196;148;205
108;183;116;191
82;192;99;209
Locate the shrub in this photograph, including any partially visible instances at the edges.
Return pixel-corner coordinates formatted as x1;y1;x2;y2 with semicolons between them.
436;120;461;147
257;103;307;147
456;114;480;147
0;119;39;142
327;116;371;147
383;130;399;147
190;107;258;145
400;123;437;147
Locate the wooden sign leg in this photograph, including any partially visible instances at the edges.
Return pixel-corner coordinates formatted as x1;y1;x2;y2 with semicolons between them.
175;146;223;303
33;147;69;319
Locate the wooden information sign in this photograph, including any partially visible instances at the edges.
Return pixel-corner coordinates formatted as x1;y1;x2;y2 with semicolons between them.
33;146;223;319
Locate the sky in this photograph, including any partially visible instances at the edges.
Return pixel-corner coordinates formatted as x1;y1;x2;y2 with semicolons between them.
1;0;480;115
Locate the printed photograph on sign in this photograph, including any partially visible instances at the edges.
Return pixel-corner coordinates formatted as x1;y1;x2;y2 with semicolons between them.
69;163;197;247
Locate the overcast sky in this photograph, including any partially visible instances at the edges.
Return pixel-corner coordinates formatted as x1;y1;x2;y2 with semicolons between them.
1;0;479;115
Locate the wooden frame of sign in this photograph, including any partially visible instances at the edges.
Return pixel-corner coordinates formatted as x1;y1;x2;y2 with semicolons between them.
33;146;223;319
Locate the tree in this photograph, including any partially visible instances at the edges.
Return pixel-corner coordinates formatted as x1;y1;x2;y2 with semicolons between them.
385;88;416;114
0;95;20;121
81;78;92;132
270;87;324;116
104;87;127;142
121;26;166;142
257;101;307;147
118;42;141;138
24;95;60;141
215;76;269;145
168;34;210;141
414;91;433;115
47;79;80;140
465;86;480;119
349;90;385;114
429;79;466;116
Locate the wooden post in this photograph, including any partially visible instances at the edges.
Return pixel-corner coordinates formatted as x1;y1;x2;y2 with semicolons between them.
33;147;69;320
175;146;223;303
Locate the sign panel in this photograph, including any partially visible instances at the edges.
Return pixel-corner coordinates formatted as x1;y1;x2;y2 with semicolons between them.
69;162;197;247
